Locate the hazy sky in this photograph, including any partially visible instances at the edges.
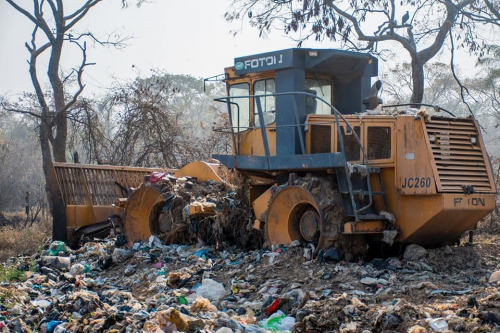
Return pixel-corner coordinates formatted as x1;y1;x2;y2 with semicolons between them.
0;0;309;97
0;0;480;98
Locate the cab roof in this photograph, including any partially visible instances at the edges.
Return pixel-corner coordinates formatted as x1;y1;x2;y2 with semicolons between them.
232;48;378;78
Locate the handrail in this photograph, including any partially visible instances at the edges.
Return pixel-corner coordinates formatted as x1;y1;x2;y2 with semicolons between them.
224;99;240;155
255;96;271;167
214;92;375;217
381;103;456;117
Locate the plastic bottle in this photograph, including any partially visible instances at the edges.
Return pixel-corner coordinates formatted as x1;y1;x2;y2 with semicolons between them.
429;318;448;331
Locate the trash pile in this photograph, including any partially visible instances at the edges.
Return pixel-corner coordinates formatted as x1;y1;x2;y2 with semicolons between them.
2;234;500;332
136;171;262;250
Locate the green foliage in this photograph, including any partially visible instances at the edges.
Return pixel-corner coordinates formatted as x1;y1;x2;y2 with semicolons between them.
0;288;12;304
0;265;26;283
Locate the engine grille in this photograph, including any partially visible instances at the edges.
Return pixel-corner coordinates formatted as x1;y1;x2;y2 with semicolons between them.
425;118;494;193
311;125;331;154
338;126;361;161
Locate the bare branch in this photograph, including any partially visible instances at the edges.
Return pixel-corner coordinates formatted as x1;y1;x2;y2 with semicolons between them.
325;2;417;56
46;0;58;19
65;30;130;49
64;0;97;20
32;0;56;42
415;0;475;63
1;102;42;118
484;0;500;20
24;36;50;116
65;0;102;31
59;40;93;115
4;0;38;26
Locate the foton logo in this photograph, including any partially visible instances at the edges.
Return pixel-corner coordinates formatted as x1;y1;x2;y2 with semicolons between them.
236;54;283;71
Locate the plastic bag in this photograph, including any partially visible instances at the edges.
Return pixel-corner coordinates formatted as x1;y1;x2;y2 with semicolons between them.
197;278;226;301
48;241;69;256
260;310;295;332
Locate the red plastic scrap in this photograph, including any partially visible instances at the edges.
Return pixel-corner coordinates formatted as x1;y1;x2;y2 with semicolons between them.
263;298;281;316
150;172;167;183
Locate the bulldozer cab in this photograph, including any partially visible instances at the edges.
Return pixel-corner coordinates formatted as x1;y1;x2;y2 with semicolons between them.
214;48;378;173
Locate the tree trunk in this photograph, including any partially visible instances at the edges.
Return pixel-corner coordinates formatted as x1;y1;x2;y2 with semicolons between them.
52;114;68;162
49;36;68;163
40;121;67;242
410;59;425;106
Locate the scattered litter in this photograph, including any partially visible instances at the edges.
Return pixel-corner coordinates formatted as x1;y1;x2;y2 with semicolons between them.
0;230;498;332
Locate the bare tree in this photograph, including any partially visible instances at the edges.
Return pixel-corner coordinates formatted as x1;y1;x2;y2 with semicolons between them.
1;0;126;241
67;72;230;167
474;46;500;118
382;62;466;112
0;111;45;219
226;0;499;105
382;58;500;155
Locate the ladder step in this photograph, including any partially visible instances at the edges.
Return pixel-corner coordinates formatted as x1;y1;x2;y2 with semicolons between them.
342;191;385;196
343;220;386;234
346;214;390;221
359;214;390;220
348;165;382;174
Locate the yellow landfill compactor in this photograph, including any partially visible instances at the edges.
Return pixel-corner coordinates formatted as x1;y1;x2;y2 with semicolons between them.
53;48;496;256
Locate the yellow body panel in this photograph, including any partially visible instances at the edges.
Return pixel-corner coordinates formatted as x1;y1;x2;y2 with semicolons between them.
238;128;277;156
174;161;223;182
396;116;437;194
371;117;494;244
344;221;385;233
252;186;273;222
65;205;121;228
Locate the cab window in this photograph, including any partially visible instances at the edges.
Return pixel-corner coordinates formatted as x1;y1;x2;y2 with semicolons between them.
305;79;332;115
254;79;276;127
229;83;250;132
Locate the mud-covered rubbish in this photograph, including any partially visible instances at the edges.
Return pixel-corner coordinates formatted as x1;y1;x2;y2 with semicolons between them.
404;244;428;261
130;171;263;250
1;235;500;332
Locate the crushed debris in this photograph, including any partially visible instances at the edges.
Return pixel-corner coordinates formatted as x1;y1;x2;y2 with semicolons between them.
137;170;262;251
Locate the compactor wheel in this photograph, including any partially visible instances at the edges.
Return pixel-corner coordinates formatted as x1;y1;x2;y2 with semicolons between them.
123;186;165;243
265;175;367;259
265;186;323;246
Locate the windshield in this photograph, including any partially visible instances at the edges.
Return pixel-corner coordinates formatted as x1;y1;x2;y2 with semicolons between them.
229;83;250;132
305;79;332;115
254;79;276;127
